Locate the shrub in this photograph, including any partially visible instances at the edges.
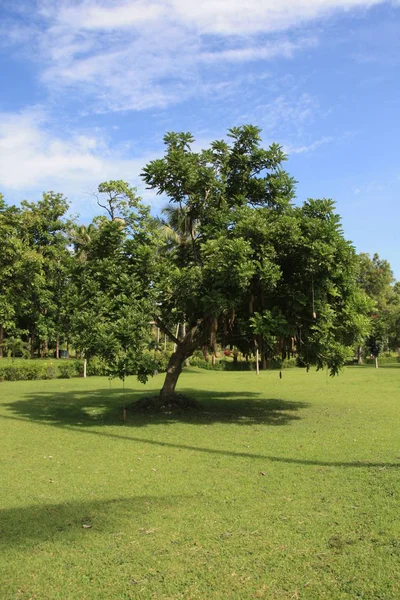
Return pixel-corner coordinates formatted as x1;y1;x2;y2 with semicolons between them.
364;356;399;365
189;356;296;372
86;356;109;377
20;364;43;380
58;361;81;379
270;357;297;369
42;364;57;380
0;363;43;381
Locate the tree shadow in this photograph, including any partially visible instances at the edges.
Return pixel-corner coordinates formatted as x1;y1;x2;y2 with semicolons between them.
0;494;187;550
4;387;309;428
3;386;399;470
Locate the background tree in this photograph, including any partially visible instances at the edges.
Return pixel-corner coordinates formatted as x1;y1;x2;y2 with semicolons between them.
357;252;395;365
69;181;158;382
0;195;23;358
387;282;400;352
16;192;72;358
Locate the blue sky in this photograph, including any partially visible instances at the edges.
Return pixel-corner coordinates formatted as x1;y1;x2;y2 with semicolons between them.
1;0;399;278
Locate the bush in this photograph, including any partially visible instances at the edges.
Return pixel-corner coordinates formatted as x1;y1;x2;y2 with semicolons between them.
364;356;399;365
270;357;297;369
21;364;43;380
86;356;109;377
0;360;83;381
0;363;43;381
58;361;81;379
188;355;297;372
41;364;57;380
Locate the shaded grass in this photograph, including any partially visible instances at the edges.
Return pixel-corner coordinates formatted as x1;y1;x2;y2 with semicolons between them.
1;366;400;599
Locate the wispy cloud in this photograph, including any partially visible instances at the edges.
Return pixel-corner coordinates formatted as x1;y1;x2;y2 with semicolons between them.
0;108;159;215
285;136;335;154
3;0;397;113
49;1;393;36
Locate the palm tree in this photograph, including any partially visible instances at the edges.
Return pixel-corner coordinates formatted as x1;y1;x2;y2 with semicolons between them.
71;223;96;261
158;204;199;254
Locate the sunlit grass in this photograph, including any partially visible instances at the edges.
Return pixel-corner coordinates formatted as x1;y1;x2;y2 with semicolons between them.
1;366;400;599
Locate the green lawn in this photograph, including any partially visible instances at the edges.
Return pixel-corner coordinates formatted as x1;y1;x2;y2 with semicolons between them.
1;366;400;599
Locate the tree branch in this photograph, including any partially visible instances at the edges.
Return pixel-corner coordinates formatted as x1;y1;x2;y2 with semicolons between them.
154;317;180;345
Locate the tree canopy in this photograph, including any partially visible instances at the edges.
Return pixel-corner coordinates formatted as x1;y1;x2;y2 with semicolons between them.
142;125;371;398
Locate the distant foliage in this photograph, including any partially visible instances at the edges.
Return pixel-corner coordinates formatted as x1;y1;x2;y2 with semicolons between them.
188;356;297;372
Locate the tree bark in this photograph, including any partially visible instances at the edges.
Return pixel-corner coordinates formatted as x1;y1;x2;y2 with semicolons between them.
159;323;202;399
375;356;378;369
55;335;59;359
160;350;185;398
0;325;3;359
357;345;363;365
30;330;35;359
261;353;267;371
182;321;190;367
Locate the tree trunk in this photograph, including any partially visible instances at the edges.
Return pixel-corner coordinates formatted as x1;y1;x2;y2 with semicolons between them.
182;321;190;367
375;356;378;369
159;323;202;400
357;345;363;365
256;349;260;375
202;345;209;361
160;351;185;398
0;325;3;359
55;335;59;359
30;327;35;359
261;353;267;371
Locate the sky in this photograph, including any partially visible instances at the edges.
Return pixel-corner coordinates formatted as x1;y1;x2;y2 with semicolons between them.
0;0;399;278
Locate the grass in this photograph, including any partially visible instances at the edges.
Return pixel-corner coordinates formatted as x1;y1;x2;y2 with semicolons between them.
1;365;400;599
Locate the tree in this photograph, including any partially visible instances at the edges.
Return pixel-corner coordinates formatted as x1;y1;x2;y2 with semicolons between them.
357;252;395;366
69;181;158;382
387;282;400;352
17;192;72;357
0;195;23;357
142;126;366;400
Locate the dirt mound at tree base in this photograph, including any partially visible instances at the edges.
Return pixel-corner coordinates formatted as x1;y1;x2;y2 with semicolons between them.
130;393;200;413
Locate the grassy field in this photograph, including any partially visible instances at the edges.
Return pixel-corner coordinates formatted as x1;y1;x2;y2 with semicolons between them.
1;366;400;599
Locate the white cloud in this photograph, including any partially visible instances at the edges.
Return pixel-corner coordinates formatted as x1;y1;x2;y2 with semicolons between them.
256;93;320;137
52;1;390;35
0;109;159;216
285;136;335;154
57;1;165;29
3;0;392;113
198;37;317;64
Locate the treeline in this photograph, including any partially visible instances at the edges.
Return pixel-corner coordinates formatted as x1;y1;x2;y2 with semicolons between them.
1;126;399;398
356;253;400;364
0;185;156;373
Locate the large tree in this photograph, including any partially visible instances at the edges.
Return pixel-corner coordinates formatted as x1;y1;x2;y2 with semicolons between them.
142;125;367;399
